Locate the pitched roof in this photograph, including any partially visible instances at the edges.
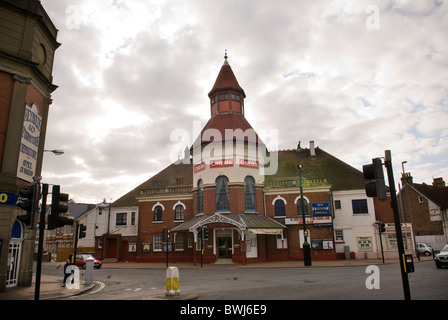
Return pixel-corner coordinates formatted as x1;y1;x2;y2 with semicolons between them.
208;58;246;98
411;183;448;209
265;147;365;191
111;160;193;207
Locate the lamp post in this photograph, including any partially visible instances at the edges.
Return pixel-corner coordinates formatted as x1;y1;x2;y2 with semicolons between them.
298;165;312;266
44;149;64;155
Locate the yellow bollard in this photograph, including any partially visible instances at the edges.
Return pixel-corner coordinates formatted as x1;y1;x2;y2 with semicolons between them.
165;266;180;296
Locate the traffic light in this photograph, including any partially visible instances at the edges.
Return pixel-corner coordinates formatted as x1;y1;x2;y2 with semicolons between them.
78;223;87;239
17;183;39;228
48;185;73;229
363;157;387;201
203;227;209;240
377;221;386;233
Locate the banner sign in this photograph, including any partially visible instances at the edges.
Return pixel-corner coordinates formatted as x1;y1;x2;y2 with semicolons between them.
311;202;330;216
239;159;259;168
210;159;233;168
285;216;332;226
194;162;206;173
17;103;41;182
0;191;28;208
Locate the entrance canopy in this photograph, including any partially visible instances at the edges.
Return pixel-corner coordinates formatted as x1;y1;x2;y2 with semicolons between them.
170;213;286;235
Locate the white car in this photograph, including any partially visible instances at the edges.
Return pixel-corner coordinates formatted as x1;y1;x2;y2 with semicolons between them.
416;243;432;256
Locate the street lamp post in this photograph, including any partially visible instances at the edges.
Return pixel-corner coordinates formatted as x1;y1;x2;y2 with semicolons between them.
298;165;312;266
44;149;64;155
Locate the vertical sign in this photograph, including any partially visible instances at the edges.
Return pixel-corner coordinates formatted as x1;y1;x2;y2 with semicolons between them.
17;103;41;182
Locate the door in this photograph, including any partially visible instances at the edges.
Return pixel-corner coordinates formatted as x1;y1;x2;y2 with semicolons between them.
217;237;232;259
107;238;117;258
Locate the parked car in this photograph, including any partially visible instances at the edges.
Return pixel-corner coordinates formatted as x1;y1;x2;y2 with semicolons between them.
435;245;448;268
417;243;433;256
75;254;102;269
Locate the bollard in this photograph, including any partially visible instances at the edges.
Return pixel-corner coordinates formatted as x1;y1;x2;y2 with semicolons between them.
165;266;180;296
85;256;94;285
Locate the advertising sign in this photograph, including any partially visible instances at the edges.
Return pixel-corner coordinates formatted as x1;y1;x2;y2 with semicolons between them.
17;103;41;182
194;162;206;173
210;159;234;168
311;202;330;216
239;159;259;168
285;216;332;226
0;191;28;208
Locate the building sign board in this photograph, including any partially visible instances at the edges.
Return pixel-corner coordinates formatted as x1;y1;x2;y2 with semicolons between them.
17;103;41;182
238;159;259;168
194;162;206;173
285;216;332;226
210;159;234;168
0;191;28;208
311;202;330;216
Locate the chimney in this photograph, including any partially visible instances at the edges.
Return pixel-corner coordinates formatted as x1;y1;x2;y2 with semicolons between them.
310;141;316;157
401;172;413;185
432;177;446;188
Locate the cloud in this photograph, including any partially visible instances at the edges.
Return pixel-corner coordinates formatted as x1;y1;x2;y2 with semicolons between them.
39;0;448;202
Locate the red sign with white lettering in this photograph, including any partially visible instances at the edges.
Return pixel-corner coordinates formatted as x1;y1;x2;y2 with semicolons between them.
239;159;259;168
210;159;234;168
194;162;206;173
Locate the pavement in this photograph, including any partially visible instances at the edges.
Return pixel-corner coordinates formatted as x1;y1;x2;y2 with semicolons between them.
0;256;434;300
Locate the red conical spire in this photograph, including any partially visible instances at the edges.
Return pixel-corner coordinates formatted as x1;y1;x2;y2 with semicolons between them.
208;51;246;99
208;51;246;117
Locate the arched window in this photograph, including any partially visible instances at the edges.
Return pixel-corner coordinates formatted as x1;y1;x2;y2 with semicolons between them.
154;206;163;221
244;176;256;211
215;176;229;211
274;199;286;217
297;198;309;216
174;204;184;221
197;179;203;214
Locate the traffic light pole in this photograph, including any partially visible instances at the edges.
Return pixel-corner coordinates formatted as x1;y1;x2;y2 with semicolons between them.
384;150;411;300
34;183;48;301
73;222;79;265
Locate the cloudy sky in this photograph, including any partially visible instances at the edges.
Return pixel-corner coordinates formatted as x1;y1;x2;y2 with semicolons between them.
40;0;448;204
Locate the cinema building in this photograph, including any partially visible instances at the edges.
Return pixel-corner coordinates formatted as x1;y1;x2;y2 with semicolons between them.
109;54;377;264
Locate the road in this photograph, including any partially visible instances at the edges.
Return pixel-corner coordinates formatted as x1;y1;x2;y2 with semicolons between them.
41;260;447;301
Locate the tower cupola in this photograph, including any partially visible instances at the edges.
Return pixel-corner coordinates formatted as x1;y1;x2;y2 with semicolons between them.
208;51;246;117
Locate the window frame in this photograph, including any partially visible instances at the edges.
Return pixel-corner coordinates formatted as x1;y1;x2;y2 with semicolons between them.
174;204;184;221
244;176;256;212
116;212;127;226
274;199;286;217
215;175;230;212
153;205;163;222
352;199;369;214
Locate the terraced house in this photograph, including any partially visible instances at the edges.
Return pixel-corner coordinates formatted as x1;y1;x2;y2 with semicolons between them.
103;54;380;264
